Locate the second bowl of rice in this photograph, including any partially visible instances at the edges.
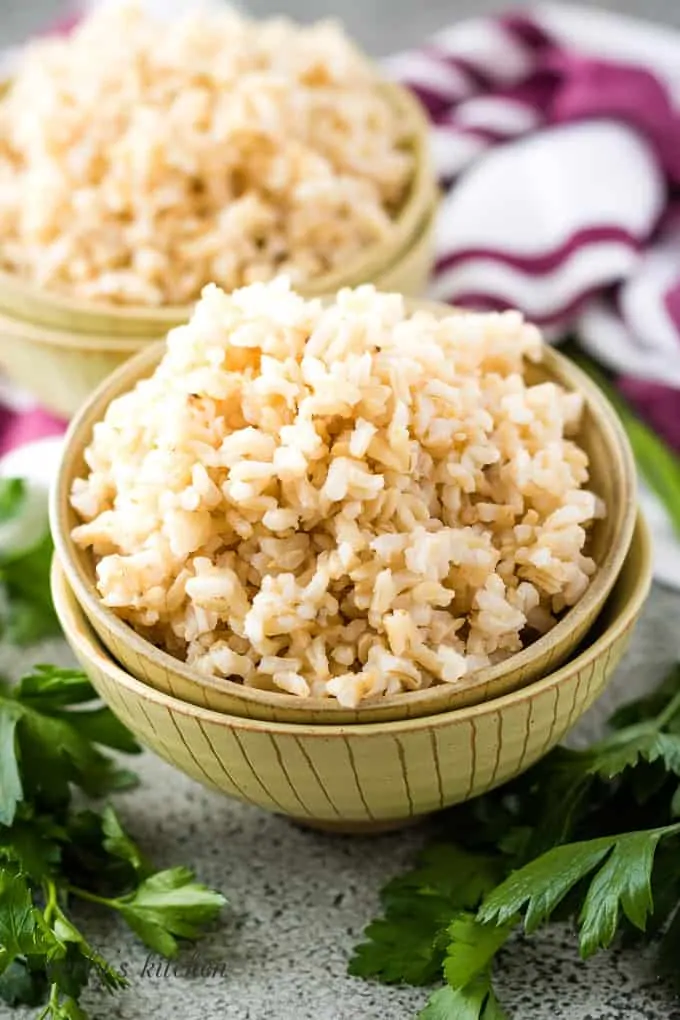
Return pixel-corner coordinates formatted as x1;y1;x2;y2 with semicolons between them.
0;4;436;417
51;280;637;724
0;3;434;336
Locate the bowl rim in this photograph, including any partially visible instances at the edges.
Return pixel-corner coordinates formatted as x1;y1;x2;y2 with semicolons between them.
0;202;438;351
0;80;434;337
0;308;147;352
50;298;638;721
51;511;651;736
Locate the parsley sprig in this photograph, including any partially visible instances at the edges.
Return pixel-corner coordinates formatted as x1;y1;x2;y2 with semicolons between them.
350;665;680;1018
0;665;226;1019
0;477;59;645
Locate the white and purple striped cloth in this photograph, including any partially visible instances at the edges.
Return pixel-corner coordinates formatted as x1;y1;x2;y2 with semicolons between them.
385;4;680;585
2;2;680;585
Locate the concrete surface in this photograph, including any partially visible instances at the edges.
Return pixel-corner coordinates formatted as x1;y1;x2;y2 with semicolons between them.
2;579;680;1020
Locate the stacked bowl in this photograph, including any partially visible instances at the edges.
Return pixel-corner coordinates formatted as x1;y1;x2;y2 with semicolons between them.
0;80;436;419
3;6;648;833
49;296;647;833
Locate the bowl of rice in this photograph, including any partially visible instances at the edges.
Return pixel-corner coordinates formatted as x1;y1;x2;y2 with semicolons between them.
0;4;435;414
51;279;637;725
51;513;652;831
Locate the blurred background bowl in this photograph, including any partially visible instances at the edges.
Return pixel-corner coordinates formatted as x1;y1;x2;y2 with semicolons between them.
0;203;436;418
51;513;652;831
51;297;637;724
0;81;437;416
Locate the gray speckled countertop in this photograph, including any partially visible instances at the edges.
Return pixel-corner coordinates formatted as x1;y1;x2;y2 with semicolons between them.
2;581;680;1020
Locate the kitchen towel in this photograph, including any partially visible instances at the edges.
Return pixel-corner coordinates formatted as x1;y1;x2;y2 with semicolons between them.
386;3;680;587
0;1;679;585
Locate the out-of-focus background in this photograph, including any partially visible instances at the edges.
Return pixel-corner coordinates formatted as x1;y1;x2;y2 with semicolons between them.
1;0;680;53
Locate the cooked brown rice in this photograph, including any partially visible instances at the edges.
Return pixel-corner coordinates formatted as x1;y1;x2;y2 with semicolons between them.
0;3;413;306
70;280;604;707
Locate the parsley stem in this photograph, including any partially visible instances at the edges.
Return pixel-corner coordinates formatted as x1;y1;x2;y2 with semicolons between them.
650;821;680;839
37;983;60;1020
591;687;680;754
42;877;59;927
655;689;680;729
68;885;117;909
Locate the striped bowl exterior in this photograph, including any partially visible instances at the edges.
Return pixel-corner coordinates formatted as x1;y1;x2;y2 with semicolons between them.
51;515;651;831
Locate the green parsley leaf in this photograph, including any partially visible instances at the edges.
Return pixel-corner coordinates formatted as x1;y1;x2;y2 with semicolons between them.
610;666;680;731
419;986;462;1020
3;597;56;646
349;899;449;986
480;824;680;956
671;785;680;818
349;845;502;986
419;982;484;1020
442;914;513;989
58;707;141;756
99;867;226;959
59;997;89;1020
0;478;25;522
419;975;507;1020
517;749;595;858
398;844;505;907
644;840;680;938
45;945;91;1004
479;837;615;932
12;697;137;809
481;988;511;1020
0;532;59;644
0;658;227;1020
0;476;47;561
61;811;137;897
587;729;680;782
0;476;58;645
101;806;150;877
14;668;99;710
351;666;680;1019
648;733;680;776
0;667;141;807
51;907;126;993
519;682;680;856
0;819;62;881
0;701;23;825
17;708;108;803
586;728;654;781
628;758;671;807
11;667;140;755
578;829;665;957
39;987;90;1020
443;794;523;856
0;957;48;1007
0;867;58;974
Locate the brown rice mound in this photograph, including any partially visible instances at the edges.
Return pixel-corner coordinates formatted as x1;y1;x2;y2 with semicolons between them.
71;279;603;707
0;3;413;306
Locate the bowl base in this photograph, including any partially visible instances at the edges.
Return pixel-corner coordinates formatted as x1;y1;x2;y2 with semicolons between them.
291;814;428;836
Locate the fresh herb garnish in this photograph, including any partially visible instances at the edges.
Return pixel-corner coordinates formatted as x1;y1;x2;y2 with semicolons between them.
0;478;59;644
0;665;227;1020
350;666;680;1018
